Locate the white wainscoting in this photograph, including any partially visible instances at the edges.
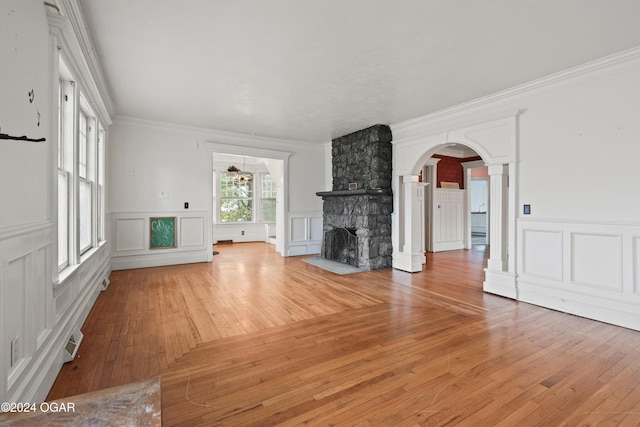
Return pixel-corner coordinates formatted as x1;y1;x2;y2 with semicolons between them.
111;211;209;270
286;212;323;256
517;219;640;331
433;189;465;252
0;222;110;404
212;222;272;244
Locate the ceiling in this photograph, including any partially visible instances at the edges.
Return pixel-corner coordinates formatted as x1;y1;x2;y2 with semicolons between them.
77;0;640;143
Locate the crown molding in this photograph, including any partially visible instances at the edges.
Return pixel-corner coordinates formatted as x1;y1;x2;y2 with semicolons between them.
392;45;640;142
49;0;114;122
113;115;323;151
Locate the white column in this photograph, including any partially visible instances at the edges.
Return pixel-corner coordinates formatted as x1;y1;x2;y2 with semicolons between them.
483;163;518;299
487;164;507;271
393;175;426;272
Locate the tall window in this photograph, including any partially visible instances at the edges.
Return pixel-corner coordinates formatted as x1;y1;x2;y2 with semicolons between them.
97;126;105;241
78;106;93;254
219;173;253;222
57;76;73;270
57;57;106;272
260;173;276;222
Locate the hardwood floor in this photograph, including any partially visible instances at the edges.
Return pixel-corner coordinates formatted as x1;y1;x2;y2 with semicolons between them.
47;243;640;426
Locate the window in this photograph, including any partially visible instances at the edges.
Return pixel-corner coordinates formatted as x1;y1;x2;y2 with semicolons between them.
260;173;276;222
57;57;106;272
97;125;105;241
219;173;253;222
57;76;73;270
214;170;275;224
78;106;94;254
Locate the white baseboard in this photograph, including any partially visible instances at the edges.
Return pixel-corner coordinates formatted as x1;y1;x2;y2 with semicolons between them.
111;250;209;270
518;279;640;331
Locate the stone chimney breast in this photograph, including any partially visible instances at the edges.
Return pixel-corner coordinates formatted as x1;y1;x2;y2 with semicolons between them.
316;124;393;271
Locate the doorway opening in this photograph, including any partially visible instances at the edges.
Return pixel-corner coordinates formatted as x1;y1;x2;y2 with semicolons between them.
420;145;487;255
470;179;488;245
205;142;290;260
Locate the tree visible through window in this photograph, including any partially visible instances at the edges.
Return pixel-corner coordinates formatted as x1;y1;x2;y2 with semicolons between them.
261;173;276;222
220;173;253;222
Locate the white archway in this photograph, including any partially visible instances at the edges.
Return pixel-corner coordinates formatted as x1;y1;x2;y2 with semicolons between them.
391;112;520;299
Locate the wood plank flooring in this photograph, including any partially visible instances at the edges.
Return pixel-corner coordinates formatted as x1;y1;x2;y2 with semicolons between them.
47;243;640;426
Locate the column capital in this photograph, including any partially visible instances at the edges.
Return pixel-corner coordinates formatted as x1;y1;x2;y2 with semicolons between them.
487;164;506;176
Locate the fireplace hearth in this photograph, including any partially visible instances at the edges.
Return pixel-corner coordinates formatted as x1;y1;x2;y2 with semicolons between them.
316;125;393;271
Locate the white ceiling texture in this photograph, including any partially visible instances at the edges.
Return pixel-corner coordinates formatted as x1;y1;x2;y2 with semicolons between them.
78;0;640;143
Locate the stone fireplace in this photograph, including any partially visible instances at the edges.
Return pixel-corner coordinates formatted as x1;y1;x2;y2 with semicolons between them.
316;124;393;270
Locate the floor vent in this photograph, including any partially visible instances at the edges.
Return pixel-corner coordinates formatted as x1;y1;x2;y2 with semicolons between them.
63;327;84;363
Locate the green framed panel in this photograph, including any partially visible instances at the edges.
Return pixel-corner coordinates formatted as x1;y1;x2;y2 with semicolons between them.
150;216;177;249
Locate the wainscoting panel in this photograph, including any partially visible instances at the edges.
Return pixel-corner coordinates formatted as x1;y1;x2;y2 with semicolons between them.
114;218;145;252
34;243;52;349
571;232;622;292
517;219;640;331
287;212;322;256
0;222;109;404
5;250;31;389
309;217;324;242
180;217;205;247
111;211;209;270
290;217;308;243
522;229;563;281
635;236;640;294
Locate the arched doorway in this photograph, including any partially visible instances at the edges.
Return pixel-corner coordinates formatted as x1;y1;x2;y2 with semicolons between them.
391;113;519;299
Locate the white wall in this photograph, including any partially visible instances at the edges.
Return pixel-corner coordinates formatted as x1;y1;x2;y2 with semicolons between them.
109;118;325;269
0;1;50;228
0;0;112;404
518;61;640;221
513;50;640;330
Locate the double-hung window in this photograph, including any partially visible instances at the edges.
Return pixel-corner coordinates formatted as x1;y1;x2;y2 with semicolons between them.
260;173;276;222
219;173;253;222
57;78;71;270
214;169;276;224
57;57;106;272
78;105;95;254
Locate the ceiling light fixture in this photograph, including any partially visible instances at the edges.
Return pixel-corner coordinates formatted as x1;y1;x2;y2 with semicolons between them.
227;157;253;182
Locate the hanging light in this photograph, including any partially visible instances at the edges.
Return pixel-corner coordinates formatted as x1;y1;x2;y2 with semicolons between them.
227;165;240;179
238;170;253;182
227;158;253;182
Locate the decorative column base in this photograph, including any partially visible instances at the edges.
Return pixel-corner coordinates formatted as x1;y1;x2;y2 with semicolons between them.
392;251;425;273
483;269;517;299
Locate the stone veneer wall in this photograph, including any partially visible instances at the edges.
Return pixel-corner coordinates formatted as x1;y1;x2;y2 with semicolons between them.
332;124;392;191
321;192;393;270
318;124;393;270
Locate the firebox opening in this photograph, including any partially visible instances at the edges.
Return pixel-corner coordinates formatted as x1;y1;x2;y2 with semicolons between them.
322;227;358;267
